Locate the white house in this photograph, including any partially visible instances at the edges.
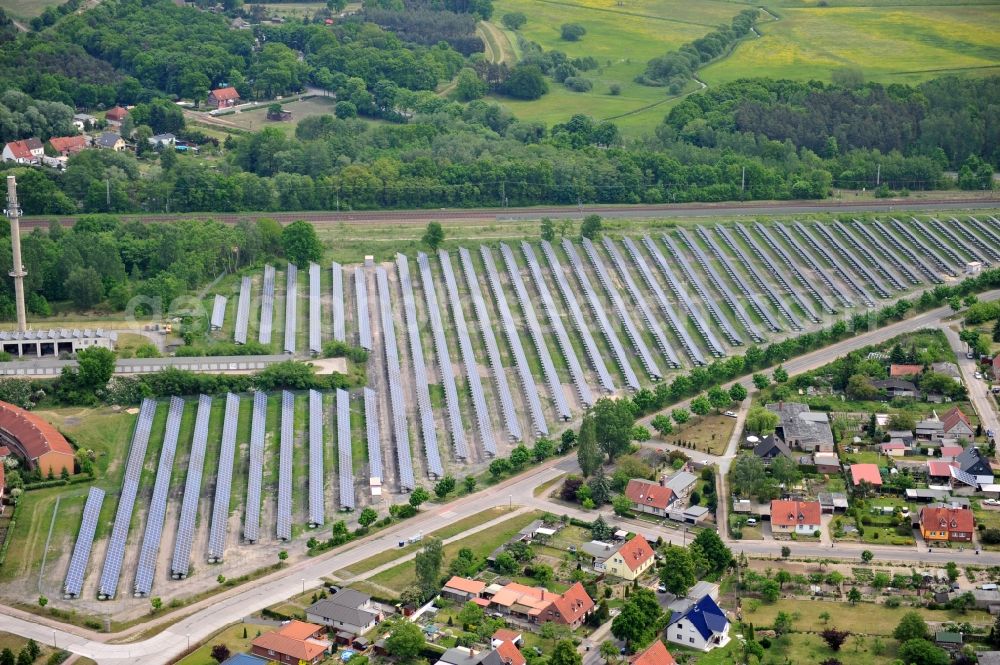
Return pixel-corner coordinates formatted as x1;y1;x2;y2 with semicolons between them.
666;595;730;652
304;588;380;637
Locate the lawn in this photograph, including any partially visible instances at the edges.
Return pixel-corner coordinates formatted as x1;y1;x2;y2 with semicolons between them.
0;632;78;664
0;0;54;17
173;622;257;665
660;413;735;456
212;95;340;136
367;511;543;596
701;4;1000;86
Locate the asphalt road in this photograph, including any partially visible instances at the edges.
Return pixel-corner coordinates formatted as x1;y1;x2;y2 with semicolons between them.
20;197;1000;229
2;292;999;664
942;324;1000;439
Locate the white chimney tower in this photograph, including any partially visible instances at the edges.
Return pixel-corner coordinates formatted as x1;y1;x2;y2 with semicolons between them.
7;175;27;332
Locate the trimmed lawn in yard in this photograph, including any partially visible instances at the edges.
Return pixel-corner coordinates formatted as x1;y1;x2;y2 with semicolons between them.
745;598;994;635
173;623;256;665
660;413;736;456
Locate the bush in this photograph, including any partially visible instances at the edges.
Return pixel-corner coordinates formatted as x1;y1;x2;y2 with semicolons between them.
982;528;1000;544
561;23;586;41
609;83;621;95
564;77;592;92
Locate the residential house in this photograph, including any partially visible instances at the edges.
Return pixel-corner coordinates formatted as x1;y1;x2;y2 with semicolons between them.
752;435;792;465
148;133;176;148
872;379;919;400
890;364;923;378
2;138;44;164
939;445;964;461
442;577;486;604
72;113;97;131
208;86;241;109
580;540;617;572
436;643;526;665
942;407;974;440
631;641;676;665
95;132;125;151
602;535;655;581
879;441;907;457
919;505;974;543
766;402;834;452
250;621;330;664
537;582;594;629
769;499;822;536
927;461;955;485
664;471;697;501
917;417;945;443
104;106;128;127
48;136;87;156
625;478;676;517
487;583;556;622
812;451;841;474
955;447;994;485
850;463;882;489
931;362;962;381
666;594;731;652
888;430;916;447
491;629;522;649
231;16;251;28
304;588;380;637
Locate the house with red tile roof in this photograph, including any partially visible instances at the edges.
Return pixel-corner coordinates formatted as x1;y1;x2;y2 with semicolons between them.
493;637;526;665
2;138;43;164
770;500;821;536
443;576;486;603
48;136;87;156
104;106;128;126
919;505;974;543
537;582;595;629
603;534;655;581
941;407;974;439
850;463;882;488
625;478;676;517
208;86;240;109
632;640;676;665
250;620;329;664
890;364;923;378
0;400;74;476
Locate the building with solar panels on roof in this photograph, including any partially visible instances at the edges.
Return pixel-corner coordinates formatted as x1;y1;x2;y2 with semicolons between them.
0;329;115;358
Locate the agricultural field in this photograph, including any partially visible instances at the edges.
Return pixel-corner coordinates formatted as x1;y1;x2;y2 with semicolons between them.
203;95;340;136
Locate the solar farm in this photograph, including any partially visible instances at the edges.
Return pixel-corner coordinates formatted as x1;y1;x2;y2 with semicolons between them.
52;215;999;606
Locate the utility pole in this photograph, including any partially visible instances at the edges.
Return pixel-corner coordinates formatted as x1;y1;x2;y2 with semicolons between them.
741;166;746;192
876;163;881;187
106;179;111;209
500;180;506;209
6;176;27;333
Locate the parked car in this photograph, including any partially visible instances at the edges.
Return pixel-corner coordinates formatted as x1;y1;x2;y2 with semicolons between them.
975;371;983;379
746;518;758;526
984;499;1000;506
724;411;737;418
657;584;667;593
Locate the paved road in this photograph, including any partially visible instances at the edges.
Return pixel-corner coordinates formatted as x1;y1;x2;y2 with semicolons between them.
2;292;1000;663
942;324;1000;440
21;198;1000;229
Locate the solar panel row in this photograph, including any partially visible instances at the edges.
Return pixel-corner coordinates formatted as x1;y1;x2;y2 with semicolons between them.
969;216;1000;254
376;266;416;490
811;222;891;299
621;236;706;366
284;264;298;354
363;387;383;486
259;264;275;344
396;254;445;475
331;262;346;342
207;393;240;562
945;217;1000;263
134;396;184;596
416;252;467;461
64;487;105;598
771;222;855;308
888;218;956;277
562;239;639;390
171;394;211;578
458;247;522;441
909;217;965;267
234;276;252;344
792;221;876;306
521;241;596;403
539;240;617;391
308;389;325;527
243;391;267;544
499;243;572;421
868;219;941;284
926;218;985;265
739;223;830;320
277;390;293;541
479;246;548;435
98;397;156;599
831;221;908;291
440;249;497;456
355;267;372;350
210;295;227;331
849;219;924;285
309;263;322;355
337;389;355;510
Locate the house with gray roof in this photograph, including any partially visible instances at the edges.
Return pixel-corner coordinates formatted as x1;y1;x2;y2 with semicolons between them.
766;402;834;452
305;588;380;636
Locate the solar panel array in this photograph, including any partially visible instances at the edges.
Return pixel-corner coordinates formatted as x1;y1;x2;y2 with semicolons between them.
499;243;572;421
831;221;907;291
740;223;828;321
207;393;240;562
621;236;705;366
562;239;639;390
540;240;617;391
772;222;854;308
927;218;985;265
243;391;267;544
521;241;595;403
98;397;156;599
583;237;668;381
396;254;444;475
440;249;497;456
868;219;940;284
661;234;744;346
210;295;227;331
642;235;725;358
259;264;275;344
888;218;956;277
355;267;372;350
946;217;1000;263
712;226;802;330
64;487;105;598
337;389;355;510
134;396;184;596
675;230;767;340
331;262;346;341
376;266;416;490
234;276;251;344
811;222;891;299
909;217;964;267
792;222;876;307
363;387;383;485
277;390;293;540
309;263;322;355
458;247;521;441
849;219;923;285
284;264;298;354
417;252;468;461
308;389;325;527
171;394;211;578
970;216;1000;252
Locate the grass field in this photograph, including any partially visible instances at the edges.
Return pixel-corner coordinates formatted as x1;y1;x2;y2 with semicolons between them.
0;0;52;18
665;413;736;456
209;96;340;136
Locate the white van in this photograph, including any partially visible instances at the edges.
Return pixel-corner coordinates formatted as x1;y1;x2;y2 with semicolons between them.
746;518;757;526
981;584;998;591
